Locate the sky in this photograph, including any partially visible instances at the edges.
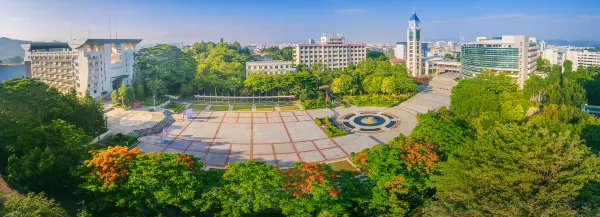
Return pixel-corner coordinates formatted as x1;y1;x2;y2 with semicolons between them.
1;0;600;44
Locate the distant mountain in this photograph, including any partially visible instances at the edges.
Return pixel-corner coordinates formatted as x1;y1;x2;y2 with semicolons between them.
545;39;600;47
0;37;30;60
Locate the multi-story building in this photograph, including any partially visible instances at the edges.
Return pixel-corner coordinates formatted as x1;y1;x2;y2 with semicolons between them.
245;60;296;76
406;11;423;77
424;57;461;74
21;38;142;98
308;38;316;44
461;35;539;87
394;42;407;60
295;33;367;69
542;47;568;65
567;50;600;71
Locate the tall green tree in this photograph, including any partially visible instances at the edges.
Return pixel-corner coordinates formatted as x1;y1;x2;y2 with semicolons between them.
425;123;600;217
411;106;468;158
210;160;284;217
564;59;574;73
545;79;587;106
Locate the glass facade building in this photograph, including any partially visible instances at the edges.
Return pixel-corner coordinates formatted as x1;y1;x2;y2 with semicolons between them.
461;46;520;76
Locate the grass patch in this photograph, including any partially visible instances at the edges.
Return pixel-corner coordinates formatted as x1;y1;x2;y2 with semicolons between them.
166;102;186;113
209;105;230;111
315;117;348;137
255;105;275;112
343;94;411;107
232;104;253;111
190;104;208;110
279;104;299;111
328;160;358;172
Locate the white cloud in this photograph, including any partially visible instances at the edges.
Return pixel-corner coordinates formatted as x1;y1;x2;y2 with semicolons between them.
334;9;363;15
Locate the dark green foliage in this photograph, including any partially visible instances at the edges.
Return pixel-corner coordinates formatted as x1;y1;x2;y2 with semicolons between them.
426;123;600;216
411;106;468;158
1;55;23;64
0;79;102;194
367;50;388;61
260;47;294;61
450;73;527;132
134;44;198;98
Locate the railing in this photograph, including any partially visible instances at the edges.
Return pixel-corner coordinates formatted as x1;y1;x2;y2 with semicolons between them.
126;110;174;138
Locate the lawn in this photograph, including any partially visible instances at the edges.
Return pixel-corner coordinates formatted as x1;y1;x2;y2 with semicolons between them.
279;104;300;111
189;104;208;110
327;160;358;172
255;105;275;112
232;104;254;111
209;105;230;111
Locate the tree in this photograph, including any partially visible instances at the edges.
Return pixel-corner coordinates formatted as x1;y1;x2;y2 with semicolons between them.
134;44;197;96
425;123;600;216
81;146;208;215
331;74;356;95
7;119;91;193
523;73;547;104
367;50;387;60
411;106;468;158
0;193;66;217
211;160;284;217
351;136;440;216
564;59;574;73
279;162;365;217
545;79;587;106
536;56;544;71
450;73;527;131
110;89;119;106
362;76;383;94
443;53;454;60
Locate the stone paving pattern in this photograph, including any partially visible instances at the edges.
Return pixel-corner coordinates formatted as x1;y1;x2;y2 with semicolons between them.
135;73;459;168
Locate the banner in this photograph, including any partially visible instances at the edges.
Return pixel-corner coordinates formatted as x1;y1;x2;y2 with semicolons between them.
186;109;194;120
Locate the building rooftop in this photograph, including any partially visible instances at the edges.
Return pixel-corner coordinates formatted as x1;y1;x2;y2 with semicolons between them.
246;60;292;64
297;43;366;47
21;39;143;51
21;42;69;51
409;11;420;21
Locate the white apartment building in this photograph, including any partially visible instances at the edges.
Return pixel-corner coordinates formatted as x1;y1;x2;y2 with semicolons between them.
22;39;141;98
542;47;568;65
394;42;407;60
245;60;296;76
295;33;367;69
407;11;424;77
461;35;539;87
567;50;600;71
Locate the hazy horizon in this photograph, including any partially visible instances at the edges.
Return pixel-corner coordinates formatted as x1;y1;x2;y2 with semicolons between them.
2;0;600;44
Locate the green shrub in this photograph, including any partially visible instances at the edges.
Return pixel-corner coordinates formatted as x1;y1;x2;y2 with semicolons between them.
299;99;335;110
315;117;348;137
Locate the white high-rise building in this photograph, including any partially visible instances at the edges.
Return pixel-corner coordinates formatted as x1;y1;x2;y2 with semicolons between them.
406;11;424;77
22;39;142;98
394;42;407;60
542;47;568;65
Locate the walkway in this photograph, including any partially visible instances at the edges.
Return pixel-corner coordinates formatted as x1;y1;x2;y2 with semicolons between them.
133;73;459;168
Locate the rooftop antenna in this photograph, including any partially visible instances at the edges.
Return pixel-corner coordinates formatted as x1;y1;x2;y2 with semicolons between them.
109;17;112;39
115;20;118;39
88;29;91;38
70;29;72;40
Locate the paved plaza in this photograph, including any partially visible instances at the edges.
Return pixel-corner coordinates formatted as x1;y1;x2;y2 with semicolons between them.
134;73;459;168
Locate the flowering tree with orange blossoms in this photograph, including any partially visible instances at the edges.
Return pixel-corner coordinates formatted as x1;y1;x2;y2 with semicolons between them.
80;146;207;215
279;162;368;217
350;135;440;217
